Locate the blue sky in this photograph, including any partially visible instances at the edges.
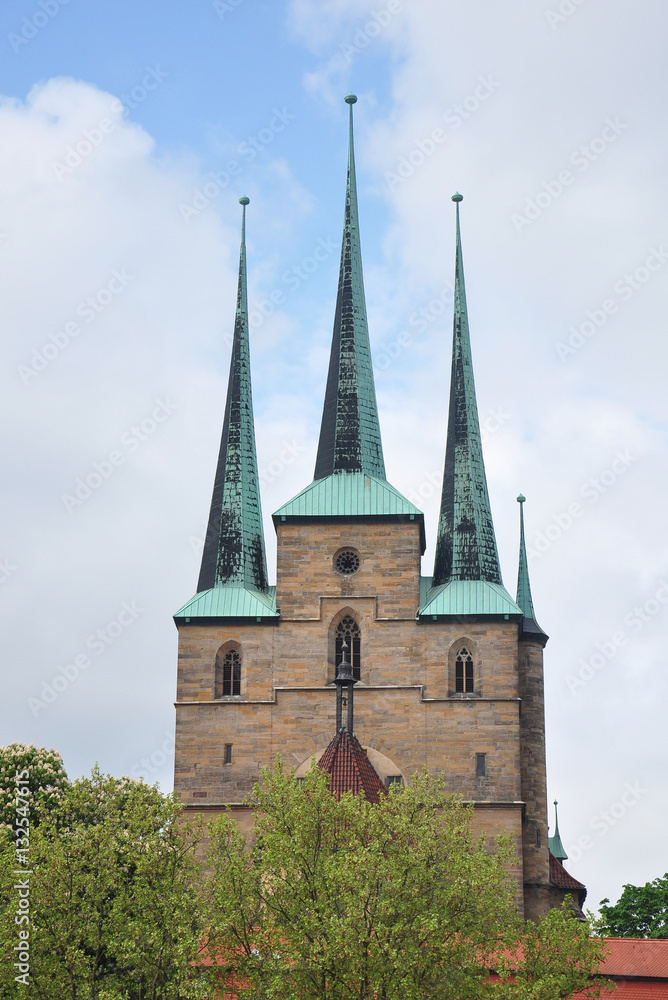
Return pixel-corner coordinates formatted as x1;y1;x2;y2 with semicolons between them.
1;0;668;918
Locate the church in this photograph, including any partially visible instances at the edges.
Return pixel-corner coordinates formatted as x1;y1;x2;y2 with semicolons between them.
172;94;584;921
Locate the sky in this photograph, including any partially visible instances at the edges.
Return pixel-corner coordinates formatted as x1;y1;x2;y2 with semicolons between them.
1;0;666;919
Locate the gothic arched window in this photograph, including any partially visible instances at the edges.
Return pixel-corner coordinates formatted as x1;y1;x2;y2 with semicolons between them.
455;646;474;693
215;646;241;697
335;615;361;681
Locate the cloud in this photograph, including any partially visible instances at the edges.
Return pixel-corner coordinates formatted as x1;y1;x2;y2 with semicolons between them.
288;0;668;916
0;77;246;789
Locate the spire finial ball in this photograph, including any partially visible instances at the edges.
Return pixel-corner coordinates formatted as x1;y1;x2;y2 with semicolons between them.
239;196;250;206
517;493;526;503
451;192;463;202
344;93;357;105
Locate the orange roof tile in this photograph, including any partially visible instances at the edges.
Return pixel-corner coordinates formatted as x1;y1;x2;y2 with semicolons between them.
549;852;587;891
318;729;386;803
599;938;668;980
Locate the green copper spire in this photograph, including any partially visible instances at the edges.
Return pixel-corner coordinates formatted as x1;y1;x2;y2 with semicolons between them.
516;494;548;642
548;800;568;861
197;197;269;595
433;194;502;586
313;93;386;481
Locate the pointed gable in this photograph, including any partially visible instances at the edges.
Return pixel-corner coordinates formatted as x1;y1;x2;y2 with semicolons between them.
318;729;387;804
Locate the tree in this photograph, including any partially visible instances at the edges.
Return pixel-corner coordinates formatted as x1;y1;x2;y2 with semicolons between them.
0;743;69;829
201;760;608;1000
599;874;668;938
0;767;207;999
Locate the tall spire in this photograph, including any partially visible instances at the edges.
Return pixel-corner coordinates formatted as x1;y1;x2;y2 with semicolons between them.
433;194;502;586
516;494;548;642
548;800;568;861
313;93;386;481
197;197;269;594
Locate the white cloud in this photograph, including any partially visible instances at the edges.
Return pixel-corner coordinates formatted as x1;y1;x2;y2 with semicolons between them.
289;0;668;915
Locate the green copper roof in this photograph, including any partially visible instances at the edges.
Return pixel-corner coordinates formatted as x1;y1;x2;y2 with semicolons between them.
418;580;522;621
174;585;278;623
195;197;269;601
313;94;386;481
433;194;503;588
516;494;548;643
548;800;568;861
273;472;425;549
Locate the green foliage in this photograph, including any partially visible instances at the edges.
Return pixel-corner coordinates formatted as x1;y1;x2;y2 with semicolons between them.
0;743;69;829
599;873;668;938
202;760;607;1000
0;767;206;1000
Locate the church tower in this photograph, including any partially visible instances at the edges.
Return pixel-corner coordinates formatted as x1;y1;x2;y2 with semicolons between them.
173;96;579;918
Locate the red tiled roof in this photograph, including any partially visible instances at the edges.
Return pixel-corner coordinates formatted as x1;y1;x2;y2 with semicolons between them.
317;730;387;803
549;852;586;891
574;984;668;998
599;938;668;980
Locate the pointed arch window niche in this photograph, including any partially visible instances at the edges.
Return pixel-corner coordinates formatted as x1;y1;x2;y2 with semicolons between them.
455;646;474;694
335;615;361;681
215;644;241;698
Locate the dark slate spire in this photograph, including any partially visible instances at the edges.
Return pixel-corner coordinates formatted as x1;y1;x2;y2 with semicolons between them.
433;194;503;587
197;197;269;594
313;94;386;482
516;494;548;642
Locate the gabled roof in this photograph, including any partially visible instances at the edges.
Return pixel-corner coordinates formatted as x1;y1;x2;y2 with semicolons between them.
174;585;278;624
549;852;586;893
273;472;424;548
313;94;386;482
318;729;387;804
433;194;503;589
599;938;668;980
418;579;522;621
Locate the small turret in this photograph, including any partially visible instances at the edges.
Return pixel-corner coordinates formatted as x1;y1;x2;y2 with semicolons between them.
516;495;548;645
